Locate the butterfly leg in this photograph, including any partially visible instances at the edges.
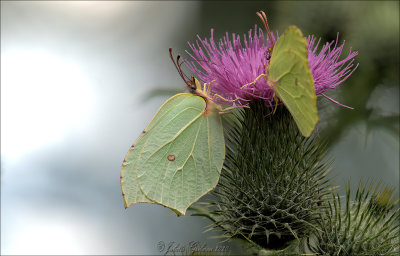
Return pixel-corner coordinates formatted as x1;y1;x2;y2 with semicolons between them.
240;73;267;89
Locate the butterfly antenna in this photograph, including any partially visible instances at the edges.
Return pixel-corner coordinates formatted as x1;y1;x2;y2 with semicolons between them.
169;48;195;89
177;55;194;87
257;11;274;48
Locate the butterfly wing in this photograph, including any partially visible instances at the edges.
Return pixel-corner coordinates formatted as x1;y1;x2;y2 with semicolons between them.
121;93;193;207
268;26;319;137
121;93;224;215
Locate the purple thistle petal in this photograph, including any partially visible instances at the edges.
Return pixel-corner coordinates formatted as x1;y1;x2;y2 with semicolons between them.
184;25;276;106
307;33;359;95
322;93;354;109
184;27;358;107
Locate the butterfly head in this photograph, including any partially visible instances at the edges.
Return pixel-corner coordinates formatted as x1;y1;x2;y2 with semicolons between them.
169;48;220;114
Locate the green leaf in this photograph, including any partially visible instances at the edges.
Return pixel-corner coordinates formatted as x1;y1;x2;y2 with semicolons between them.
268;26;319;137
121;93;225;215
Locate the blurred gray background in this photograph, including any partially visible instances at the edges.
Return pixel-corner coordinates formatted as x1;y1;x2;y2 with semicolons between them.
1;1;398;255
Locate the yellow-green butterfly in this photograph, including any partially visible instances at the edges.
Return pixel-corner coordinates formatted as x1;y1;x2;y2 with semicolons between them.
120;50;224;216
244;12;319;137
269;26;319;137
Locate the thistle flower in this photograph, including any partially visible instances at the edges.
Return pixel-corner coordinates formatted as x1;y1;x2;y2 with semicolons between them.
308;182;399;255
184;23;358;107
191;102;332;251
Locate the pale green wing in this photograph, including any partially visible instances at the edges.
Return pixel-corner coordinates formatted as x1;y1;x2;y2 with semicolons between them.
137;96;224;215
268;26;319;137
121;93;193;208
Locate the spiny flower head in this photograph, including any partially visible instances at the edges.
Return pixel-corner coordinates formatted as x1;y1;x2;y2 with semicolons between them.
184;12;358;107
308;182;400;255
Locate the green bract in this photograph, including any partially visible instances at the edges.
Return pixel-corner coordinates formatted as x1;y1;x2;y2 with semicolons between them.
121;87;225;216
268;26;319;137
